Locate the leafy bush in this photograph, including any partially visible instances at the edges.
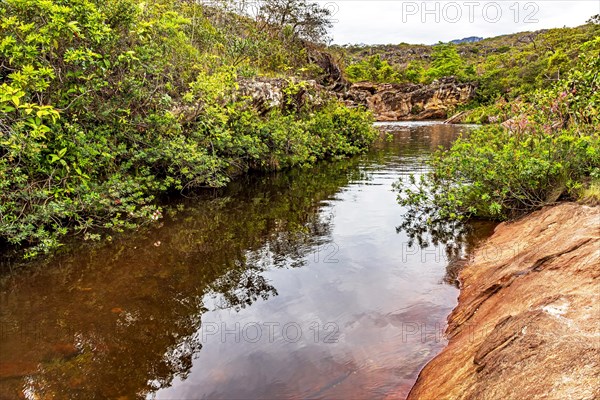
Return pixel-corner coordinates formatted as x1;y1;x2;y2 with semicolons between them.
423;43;474;83
0;0;376;258
399;61;425;84
396;45;600;221
345;55;402;83
398;126;598;221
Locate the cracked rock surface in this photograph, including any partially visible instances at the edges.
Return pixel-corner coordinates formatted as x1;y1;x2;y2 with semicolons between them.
407;203;600;400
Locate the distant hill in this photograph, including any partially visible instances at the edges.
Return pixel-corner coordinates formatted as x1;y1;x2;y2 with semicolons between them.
449;36;483;44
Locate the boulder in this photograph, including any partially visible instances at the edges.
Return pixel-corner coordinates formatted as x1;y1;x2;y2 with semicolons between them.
237;78;325;115
237;78;286;113
407;203;600;400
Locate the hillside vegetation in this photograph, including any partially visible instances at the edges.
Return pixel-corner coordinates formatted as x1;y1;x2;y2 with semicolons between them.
0;0;377;258
337;21;600;104
335;18;600;222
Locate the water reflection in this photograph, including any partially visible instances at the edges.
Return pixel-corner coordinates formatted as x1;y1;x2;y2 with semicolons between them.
0;162;357;399
0;122;493;399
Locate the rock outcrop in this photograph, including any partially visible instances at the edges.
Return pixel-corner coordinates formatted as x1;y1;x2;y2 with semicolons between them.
408;203;600;400
187;75;475;123
307;48;347;90
344;78;476;121
237;78;288;114
236;78;326;115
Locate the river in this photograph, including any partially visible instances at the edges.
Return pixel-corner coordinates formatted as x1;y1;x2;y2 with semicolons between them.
0;122;495;399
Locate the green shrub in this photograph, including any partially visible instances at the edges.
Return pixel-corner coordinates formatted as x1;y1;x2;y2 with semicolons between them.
397;126;598;221
0;0;377;258
423;43;474;83
345;55;402;83
396;46;600;221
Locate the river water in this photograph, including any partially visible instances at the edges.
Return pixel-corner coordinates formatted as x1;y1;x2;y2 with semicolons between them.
0;122;495;399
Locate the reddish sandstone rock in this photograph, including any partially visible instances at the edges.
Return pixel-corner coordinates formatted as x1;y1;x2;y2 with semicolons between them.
408;203;600;400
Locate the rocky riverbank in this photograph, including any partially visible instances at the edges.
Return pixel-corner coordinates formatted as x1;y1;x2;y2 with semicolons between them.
236;77;477;122
343;78;476;121
408;203;600;400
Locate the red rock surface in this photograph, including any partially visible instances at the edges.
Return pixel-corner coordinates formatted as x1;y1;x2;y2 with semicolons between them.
408;203;600;400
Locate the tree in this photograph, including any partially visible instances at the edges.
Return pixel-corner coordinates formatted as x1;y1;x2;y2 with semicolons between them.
345;55;401;83
255;0;333;43
424;43;473;82
587;14;600;24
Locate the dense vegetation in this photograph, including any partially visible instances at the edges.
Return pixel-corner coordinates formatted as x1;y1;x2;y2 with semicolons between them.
0;0;377;258
339;21;600;104
339;16;600;222
396;41;600;221
344;44;474;84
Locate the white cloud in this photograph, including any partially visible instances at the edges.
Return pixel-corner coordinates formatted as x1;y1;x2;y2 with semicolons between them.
318;1;600;44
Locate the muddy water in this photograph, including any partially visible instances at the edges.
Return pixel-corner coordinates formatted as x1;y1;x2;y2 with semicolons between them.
0;122;494;399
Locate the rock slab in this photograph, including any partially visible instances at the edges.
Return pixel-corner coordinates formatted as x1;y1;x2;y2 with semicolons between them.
408;203;600;400
344;77;476;121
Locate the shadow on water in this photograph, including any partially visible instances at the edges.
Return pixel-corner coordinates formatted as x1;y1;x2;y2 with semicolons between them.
396;211;496;287
0;161;360;398
0;121;495;399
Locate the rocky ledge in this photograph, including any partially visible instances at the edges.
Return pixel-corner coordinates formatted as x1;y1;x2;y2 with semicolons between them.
344;77;476;121
408;203;600;400
213;77;475;123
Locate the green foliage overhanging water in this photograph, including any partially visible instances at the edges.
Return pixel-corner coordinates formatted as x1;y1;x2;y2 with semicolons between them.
396;43;600;222
0;0;377;258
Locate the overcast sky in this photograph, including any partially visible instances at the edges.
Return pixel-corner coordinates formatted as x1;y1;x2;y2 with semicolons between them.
317;1;600;44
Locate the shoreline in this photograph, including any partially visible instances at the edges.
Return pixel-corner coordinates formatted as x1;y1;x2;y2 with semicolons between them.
406;202;600;399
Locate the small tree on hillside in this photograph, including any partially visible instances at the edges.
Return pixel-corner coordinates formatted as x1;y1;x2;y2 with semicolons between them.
425;43;473;82
255;0;333;43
